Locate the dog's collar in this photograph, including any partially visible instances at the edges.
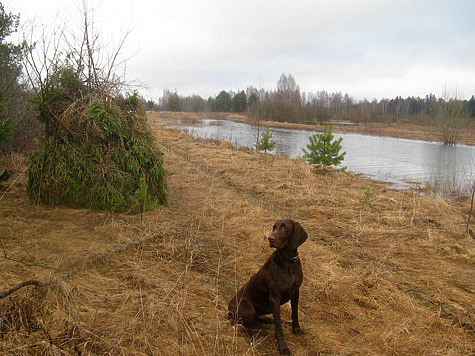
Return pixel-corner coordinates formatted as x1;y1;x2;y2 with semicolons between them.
289;255;300;263
277;249;300;263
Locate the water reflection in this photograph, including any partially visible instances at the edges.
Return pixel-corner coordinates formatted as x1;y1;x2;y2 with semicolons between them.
161;117;475;191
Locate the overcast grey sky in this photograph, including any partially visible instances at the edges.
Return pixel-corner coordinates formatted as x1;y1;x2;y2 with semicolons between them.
9;0;475;101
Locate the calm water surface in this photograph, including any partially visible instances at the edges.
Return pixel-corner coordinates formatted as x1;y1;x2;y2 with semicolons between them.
160;117;475;191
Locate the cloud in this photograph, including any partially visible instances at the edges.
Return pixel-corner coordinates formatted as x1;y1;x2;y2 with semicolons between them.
11;0;475;100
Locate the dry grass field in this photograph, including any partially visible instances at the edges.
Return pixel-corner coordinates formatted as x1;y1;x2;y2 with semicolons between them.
0;112;473;355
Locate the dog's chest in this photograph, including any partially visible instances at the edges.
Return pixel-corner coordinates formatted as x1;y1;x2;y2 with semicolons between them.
274;265;302;292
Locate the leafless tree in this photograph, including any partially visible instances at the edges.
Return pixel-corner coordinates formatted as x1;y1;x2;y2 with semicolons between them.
249;94;263;150
330;91;343;116
433;91;470;145
22;0;133;99
246;82;267;150
276;73;301;106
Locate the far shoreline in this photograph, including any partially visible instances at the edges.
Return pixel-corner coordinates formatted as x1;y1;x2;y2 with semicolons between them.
150;111;475;146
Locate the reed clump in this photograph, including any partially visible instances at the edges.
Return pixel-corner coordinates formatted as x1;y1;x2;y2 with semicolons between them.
26;67;168;212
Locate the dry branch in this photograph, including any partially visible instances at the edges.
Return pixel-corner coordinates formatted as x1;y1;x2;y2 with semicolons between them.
0;280;43;299
53;233;163;282
467;181;475;235
0;233;163;299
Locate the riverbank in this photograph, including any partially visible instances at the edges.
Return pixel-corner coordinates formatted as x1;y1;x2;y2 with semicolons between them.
0;117;473;355
154;111;475;195
153;111;475;146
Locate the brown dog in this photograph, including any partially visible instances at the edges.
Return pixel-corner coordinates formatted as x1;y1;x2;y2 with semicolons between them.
228;219;308;355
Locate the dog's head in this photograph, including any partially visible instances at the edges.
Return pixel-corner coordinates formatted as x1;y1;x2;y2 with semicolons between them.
267;219;308;249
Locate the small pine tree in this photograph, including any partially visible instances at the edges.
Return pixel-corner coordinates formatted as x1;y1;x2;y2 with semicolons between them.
0;90;13;147
257;127;276;154
302;122;346;168
0;117;12;147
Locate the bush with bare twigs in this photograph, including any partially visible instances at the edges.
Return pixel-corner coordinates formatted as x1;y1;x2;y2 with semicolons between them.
23;5;167;212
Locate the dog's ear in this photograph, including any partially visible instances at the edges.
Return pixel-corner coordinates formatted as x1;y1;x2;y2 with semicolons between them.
289;221;308;249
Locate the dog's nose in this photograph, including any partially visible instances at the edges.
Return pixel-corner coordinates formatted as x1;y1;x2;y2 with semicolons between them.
267;235;276;246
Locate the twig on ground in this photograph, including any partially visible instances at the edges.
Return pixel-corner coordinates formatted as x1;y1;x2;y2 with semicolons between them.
0;280;43;299
1;236;59;271
1;255;60;271
0;169;25;202
0;233;162;301
467;181;475;235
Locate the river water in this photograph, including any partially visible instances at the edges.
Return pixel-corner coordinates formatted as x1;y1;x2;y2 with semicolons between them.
160;117;475;192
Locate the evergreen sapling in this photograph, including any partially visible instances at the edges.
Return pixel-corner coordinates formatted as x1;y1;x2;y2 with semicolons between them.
302;122;346;169
257;127;276;154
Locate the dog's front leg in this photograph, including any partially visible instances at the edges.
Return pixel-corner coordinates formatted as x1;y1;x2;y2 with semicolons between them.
291;289;303;335
270;293;290;355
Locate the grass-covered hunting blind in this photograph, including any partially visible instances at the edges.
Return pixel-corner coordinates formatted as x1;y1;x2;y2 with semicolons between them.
26;67;168;212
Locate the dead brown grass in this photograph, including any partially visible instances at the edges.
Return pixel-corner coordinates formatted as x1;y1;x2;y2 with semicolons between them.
0;112;473;355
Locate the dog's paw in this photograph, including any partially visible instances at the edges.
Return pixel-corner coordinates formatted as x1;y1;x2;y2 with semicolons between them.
292;326;304;335
278;345;291;355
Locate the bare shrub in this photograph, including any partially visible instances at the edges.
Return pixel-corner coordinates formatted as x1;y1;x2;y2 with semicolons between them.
433;93;470;145
21;2;168;212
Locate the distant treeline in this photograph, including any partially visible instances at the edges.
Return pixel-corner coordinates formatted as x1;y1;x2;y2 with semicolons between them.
147;74;475;126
